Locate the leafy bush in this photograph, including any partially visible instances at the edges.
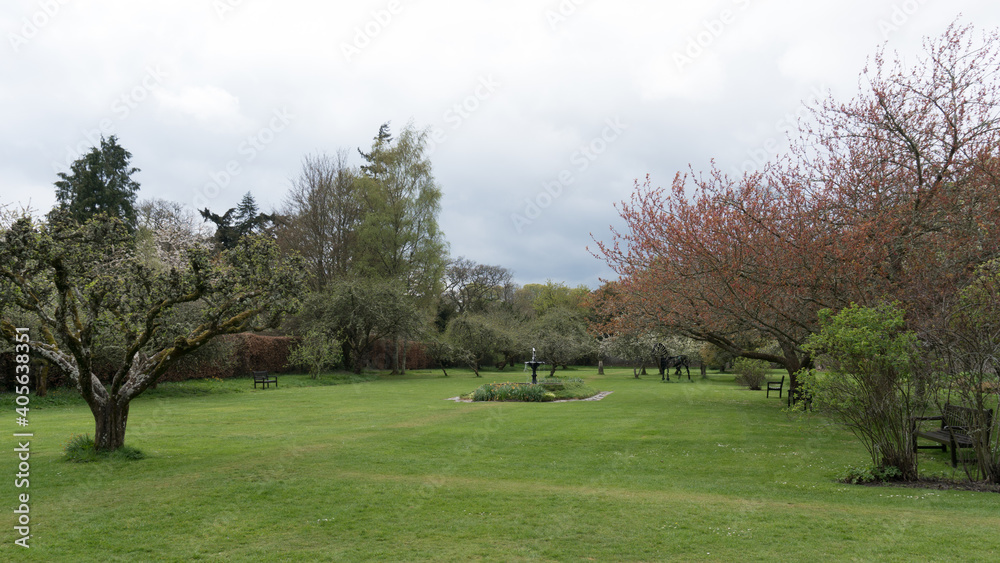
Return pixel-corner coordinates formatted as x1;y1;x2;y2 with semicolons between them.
803;302;922;480
841;465;903;485
469;379;599;402
472;382;553;402
733;358;769;390
287;330;341;379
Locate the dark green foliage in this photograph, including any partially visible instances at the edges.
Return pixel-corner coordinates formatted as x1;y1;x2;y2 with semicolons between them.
357;121;392;178
53;135;140;231
63;434;145;462
200;192;276;250
300;277;416;374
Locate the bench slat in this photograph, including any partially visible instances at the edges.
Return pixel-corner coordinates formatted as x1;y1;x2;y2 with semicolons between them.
912;405;992;467
252;371;278;389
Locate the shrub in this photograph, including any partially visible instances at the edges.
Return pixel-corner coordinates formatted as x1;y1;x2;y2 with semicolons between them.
287;330;341;379
733;358;769;390
472;382;552;402
841;465;903;485
160;333;298;382
803;302;922;480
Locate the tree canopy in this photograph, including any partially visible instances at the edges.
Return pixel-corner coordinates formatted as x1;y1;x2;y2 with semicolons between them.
595;22;1000;391
0;212;306;451
53;135;140;231
201;192;277;250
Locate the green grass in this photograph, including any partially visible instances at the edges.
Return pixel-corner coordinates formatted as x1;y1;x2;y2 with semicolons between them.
3;368;999;561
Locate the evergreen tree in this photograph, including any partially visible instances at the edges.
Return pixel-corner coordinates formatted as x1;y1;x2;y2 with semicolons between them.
53;135;140;231
200;192;276;250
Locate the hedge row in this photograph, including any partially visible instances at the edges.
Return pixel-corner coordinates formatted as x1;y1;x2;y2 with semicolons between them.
161;333;299;382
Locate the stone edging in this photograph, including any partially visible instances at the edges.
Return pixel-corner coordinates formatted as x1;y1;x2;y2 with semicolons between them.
446;391;613;403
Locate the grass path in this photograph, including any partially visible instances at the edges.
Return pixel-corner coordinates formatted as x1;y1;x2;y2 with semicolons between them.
3;369;998;561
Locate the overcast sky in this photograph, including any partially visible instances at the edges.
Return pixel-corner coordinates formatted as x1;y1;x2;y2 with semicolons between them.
3;1;997;288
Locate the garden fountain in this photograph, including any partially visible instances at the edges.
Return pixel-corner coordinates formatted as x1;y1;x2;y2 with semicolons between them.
524;347;545;384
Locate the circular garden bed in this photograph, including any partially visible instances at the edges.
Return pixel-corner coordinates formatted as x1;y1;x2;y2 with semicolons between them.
453;378;604;402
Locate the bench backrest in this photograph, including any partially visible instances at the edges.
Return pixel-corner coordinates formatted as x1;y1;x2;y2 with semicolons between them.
942;405;994;434
252;370;269;378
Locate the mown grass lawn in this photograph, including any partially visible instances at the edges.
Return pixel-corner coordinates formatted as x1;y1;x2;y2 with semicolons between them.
3;368;999;561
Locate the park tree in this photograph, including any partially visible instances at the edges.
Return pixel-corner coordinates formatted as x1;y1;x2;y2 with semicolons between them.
136;198;211;269
532;307;595;377
488;308;529;370
446;313;506;377
0;213;305;451
595;22;1000;393
287;329;342;379
200;192;277;250
354;122;448;373
300;277;417;374
421;331;458;377
443;257;515;315
518;281;590;317
53;135;140;231
278;150;363;290
921;259;1000;483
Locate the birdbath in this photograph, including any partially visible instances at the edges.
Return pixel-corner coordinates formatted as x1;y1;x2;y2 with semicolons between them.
524;347;545;385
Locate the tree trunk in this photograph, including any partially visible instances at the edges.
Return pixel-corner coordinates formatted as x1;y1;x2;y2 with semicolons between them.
548;364;557;377
93;400;130;452
597;360;604;375
342;342;354;373
400;339;408;375
35;363;49;398
700;363;707;379
390;336;400;375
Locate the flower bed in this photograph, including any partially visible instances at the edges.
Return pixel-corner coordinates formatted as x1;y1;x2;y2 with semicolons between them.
468;379;600;402
472;382;554;402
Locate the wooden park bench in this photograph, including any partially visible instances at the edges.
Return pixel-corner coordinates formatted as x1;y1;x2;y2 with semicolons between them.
767;376;784;398
912;405;993;467
787;385;812;410
252;370;278;389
